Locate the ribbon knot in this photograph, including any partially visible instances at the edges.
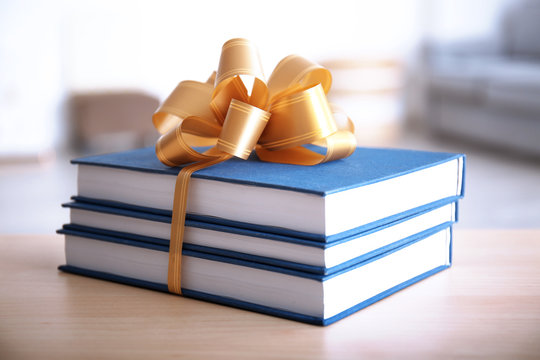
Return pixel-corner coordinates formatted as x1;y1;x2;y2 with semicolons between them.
152;38;357;294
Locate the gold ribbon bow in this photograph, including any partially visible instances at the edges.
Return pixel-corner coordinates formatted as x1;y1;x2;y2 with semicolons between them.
152;38;356;295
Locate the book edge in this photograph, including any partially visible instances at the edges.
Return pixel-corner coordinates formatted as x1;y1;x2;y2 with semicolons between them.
57;262;451;326
72;149;465;196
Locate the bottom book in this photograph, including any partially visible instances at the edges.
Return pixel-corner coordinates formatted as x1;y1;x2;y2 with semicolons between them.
58;225;452;326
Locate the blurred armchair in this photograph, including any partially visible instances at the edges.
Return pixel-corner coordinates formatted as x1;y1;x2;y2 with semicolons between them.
423;0;540;156
67;91;160;154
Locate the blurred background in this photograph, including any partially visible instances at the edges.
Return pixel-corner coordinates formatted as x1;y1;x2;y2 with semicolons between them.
1;0;539;233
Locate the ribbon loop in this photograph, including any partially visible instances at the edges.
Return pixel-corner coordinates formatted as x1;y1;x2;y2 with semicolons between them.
216;99;270;159
155;119;214;167
268;55;332;101
212;38;269;119
215;38;266;85
153;80;215;134
260;84;337;151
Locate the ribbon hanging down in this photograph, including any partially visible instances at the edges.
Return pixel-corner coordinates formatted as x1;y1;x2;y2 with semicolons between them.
152;38;357;295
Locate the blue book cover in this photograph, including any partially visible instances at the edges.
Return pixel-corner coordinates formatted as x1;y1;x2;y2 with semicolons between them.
72;146;465;241
58;225;453;326
62;199;457;275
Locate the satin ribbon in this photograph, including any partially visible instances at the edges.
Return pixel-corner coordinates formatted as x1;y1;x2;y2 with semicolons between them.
152;38;357;295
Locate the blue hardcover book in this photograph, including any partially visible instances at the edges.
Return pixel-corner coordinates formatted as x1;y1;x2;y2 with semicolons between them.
62;199;458;275
71;146;465;242
58;224;453;326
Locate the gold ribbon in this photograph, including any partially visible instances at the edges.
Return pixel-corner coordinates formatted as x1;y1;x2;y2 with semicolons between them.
152;38;357;295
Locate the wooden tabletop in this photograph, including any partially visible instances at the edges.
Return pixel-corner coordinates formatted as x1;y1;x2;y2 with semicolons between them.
1;229;539;359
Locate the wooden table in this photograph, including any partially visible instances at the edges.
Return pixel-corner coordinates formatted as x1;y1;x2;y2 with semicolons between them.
1;230;539;359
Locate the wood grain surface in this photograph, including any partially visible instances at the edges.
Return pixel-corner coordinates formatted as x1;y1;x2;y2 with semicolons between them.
1;229;539;359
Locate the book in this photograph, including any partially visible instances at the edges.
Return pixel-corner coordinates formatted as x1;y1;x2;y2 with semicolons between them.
62;199;457;274
58;224;453;326
72;146;465;241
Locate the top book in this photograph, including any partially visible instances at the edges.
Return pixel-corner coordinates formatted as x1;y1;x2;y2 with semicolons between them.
72;146;465;241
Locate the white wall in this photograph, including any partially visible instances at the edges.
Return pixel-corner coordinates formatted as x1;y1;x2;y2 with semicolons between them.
0;0;63;155
61;0;423;97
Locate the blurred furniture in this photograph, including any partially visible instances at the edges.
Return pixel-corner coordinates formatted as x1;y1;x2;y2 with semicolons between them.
423;0;540;156
1;230;539;358
68;91;160;154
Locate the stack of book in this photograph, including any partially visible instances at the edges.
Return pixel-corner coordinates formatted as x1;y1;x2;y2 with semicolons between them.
58;146;465;325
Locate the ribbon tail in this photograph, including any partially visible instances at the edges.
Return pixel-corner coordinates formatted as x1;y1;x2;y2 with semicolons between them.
167;154;232;295
319;130;357;162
